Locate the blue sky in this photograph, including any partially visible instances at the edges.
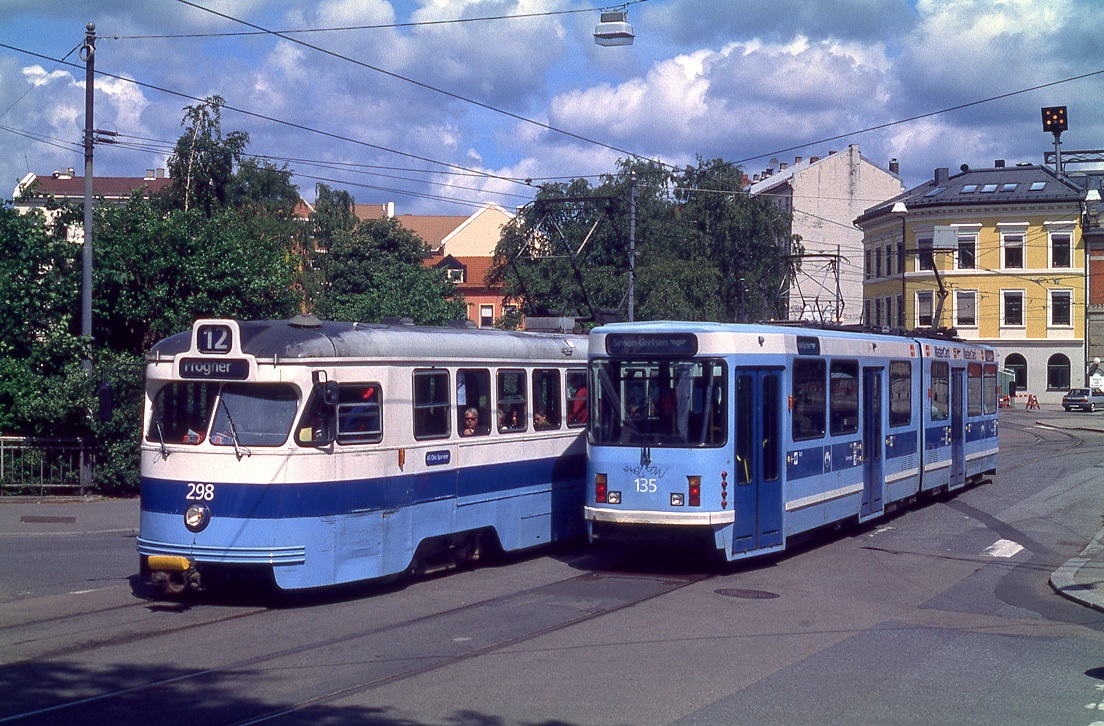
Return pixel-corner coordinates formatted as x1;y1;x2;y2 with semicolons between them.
1;0;1102;215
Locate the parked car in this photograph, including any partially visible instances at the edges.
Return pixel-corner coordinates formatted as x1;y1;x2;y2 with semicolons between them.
1062;387;1104;411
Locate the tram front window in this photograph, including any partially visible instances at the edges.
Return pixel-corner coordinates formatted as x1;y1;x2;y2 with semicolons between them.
147;382;217;445
209;383;298;447
590;359;726;447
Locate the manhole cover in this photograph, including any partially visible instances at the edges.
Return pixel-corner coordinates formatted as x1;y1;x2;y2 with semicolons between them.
714;588;779;600
20;516;76;524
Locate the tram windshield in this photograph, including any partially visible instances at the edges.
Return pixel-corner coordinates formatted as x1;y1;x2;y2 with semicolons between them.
147;382;298;447
589;358;726;447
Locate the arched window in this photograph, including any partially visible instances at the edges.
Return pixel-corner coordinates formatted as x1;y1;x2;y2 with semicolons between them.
1047;353;1071;391
1005;353;1027;392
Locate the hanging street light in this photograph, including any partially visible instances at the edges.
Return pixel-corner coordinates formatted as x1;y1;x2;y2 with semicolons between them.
594;10;634;46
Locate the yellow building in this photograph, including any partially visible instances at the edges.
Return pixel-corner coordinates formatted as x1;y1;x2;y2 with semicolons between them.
856;164;1086;405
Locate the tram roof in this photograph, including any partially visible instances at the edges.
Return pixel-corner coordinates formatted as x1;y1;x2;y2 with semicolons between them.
148;318;587;363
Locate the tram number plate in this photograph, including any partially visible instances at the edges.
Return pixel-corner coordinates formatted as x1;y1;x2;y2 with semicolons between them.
186;482;215;501
197;324;233;354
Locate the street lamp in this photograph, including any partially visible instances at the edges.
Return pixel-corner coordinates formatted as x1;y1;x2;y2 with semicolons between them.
893;201;907;329
594;10;634;46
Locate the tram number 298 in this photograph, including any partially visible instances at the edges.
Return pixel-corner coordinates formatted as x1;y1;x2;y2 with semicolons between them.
186;483;216;501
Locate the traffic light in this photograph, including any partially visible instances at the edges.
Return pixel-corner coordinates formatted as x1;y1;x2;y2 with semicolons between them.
1042;106;1068;134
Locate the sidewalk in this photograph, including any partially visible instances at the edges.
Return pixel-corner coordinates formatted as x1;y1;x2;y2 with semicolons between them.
1030;413;1104;614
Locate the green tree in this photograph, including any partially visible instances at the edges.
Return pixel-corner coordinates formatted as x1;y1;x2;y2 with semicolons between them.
491;157;794;324
162;95;249;216
315;217;466;325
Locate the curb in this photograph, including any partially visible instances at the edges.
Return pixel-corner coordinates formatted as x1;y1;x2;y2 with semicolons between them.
1048;526;1104;614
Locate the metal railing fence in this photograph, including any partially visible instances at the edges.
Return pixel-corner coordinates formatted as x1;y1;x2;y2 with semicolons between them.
0;436;93;496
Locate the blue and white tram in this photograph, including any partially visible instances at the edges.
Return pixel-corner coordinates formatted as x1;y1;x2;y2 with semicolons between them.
584;322;998;560
138;316;589;593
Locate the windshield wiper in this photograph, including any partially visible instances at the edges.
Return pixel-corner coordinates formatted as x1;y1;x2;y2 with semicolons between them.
152;413;169;459
218;396;251;460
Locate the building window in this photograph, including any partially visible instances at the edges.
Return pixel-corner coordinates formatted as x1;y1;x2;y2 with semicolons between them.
1051;290;1072;326
896;294;904;328
897;242;905;275
1005;353;1027;392
917;237;933;271
957;234;976;269
874;298;883;327
874;248;882;279
480;304;494;328
864;250;871;279
1003;290;1024;326
885;246;894;277
1003;232;1024;269
446;268;466;283
956;290;976;327
864;300;871;327
885;297;893;328
917;290;933;327
1051;232;1072;269
1047;354;1071;391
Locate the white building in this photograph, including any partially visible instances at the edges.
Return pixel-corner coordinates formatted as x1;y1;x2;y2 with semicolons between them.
749;144;904;324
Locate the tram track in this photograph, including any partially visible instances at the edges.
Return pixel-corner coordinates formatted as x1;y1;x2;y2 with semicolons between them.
0;567;713;725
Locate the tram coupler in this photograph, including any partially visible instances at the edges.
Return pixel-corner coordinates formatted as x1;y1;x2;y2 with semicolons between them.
147;555;202;595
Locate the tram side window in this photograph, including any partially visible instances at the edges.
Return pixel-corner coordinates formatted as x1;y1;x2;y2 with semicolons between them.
930;361;950;421
792;358;826;441
983;364;997;414
457;369;491;437
497;369;528;433
888;361;912;427
336;384;383;444
762;375;780;481
735;375;753;483
566;370;588;427
413;370;450;439
532;370;561;430
148;382;217;444
829;360;859;436
967;363;983;416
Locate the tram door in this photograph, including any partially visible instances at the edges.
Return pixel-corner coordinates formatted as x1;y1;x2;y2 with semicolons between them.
949;369;966;488
861;368;884;520
731;369;783;554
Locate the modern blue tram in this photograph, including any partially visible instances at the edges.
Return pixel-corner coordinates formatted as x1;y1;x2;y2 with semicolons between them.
138;316;589;594
584;322;999;560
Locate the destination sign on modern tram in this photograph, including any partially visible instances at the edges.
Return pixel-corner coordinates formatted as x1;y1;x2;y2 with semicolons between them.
179;357;250;380
605;333;698;357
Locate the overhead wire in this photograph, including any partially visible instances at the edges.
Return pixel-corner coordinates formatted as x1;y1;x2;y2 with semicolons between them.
114;2;651;39
174;0;669;169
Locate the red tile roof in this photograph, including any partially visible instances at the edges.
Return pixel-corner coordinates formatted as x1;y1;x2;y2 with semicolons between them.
17;174;172;200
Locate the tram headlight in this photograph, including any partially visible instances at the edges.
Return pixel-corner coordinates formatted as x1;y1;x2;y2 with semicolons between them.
607;491;622;505
184;503;211;533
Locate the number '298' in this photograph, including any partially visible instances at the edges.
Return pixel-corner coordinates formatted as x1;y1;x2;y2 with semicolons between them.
186;483;215;501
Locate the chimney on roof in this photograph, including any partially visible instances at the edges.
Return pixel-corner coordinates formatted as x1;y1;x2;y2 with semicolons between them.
794;156;802;165
994;159;1005;168
156;168;166;178
145;169;155;180
828;150;836;155
935;167;949;185
779;162;787;171
386;201;395;218
889;158;899;175
810;156;820;163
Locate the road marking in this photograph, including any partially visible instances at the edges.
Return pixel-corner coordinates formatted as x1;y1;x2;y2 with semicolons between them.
983;538;1024;558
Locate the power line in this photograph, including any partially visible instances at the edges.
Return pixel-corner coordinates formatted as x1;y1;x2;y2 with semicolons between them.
0;41;534;189
174;0;667;168
114;3;650;39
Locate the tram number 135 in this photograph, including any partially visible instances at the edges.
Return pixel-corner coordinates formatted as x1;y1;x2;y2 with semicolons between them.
635;478;657;493
186;483;216;501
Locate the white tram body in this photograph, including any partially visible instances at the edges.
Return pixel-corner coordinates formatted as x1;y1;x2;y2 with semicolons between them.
138;317;588;592
584;322;999;560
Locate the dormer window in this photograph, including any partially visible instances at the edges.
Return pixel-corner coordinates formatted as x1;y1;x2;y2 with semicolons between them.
447;268;466;283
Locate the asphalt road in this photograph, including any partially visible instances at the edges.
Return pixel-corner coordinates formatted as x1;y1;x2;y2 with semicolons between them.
2;407;1103;725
